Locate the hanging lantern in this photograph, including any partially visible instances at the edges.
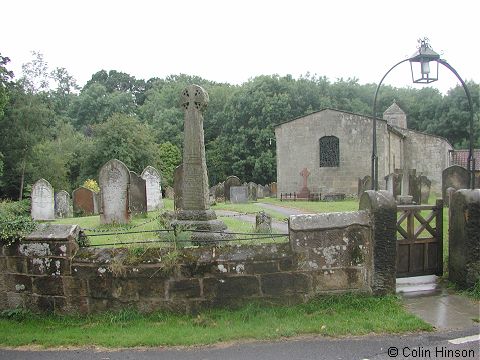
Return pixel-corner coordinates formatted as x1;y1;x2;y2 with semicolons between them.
409;38;440;83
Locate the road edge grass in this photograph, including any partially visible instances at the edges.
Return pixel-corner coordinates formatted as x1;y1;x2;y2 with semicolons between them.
0;294;432;348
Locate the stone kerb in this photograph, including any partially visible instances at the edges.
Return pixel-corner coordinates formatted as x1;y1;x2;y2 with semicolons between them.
359;190;397;295
448;189;480;289
289;211;373;293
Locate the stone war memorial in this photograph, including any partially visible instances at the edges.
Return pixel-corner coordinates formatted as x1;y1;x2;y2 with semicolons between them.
141;166;163;211
31;178;55;221
172;85;232;243
99;159;131;225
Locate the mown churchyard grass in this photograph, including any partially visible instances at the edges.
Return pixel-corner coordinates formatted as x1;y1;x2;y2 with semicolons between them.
53;199;288;247
0;294;431;348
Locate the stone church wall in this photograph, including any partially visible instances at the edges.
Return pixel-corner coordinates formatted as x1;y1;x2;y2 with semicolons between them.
397;128;452;193
276;109;390;196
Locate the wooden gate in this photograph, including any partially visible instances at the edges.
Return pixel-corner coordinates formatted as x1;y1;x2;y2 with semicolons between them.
396;199;444;278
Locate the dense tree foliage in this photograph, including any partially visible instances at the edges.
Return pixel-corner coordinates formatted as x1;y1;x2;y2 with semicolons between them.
0;52;478;199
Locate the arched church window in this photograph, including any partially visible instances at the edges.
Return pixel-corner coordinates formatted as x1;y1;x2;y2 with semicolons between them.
319;136;339;167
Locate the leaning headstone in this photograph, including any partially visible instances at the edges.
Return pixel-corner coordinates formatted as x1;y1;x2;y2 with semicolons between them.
247;182;258;201
129;171;147;215
31;179;55;221
357;175;372;198
419;176;432;204
172;85;232;243
224;176;241;202
255;211;272;233
72;187;98;216
141;166;163;211
99;159;130;225
54;190;71;218
442;165;470;201
173;164;183;211
230;186;248;204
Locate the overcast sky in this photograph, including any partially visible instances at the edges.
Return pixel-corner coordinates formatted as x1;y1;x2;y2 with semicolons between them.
3;0;479;94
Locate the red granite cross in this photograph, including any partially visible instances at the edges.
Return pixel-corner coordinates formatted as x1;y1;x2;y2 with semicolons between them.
300;167;310;188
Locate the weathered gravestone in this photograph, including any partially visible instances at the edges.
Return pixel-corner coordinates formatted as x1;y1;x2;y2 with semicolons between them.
172;85;232;243
212;182;225;201
385;173;402;198
31;179;55;221
173;164;183;211
141;166;163;211
419;175;432;204
55;190;71;218
230;186;248;204
357;175;372;198
73;186;98;216
263;184;272;197
255;211;272;233
99;159;130;224
129;171;147;215
165;186;174;199
257;184;265;199
247;182;258;201
442;165;470;202
270;182;277;197
224;176;241;202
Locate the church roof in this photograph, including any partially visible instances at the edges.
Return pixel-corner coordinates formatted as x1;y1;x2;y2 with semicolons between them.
274;108;384;128
275;107;454;146
383;101;405;115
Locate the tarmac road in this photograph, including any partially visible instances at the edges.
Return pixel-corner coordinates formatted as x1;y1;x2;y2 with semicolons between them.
1;326;478;360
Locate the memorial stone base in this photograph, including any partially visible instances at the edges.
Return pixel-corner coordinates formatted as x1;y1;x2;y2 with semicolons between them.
171;209;234;244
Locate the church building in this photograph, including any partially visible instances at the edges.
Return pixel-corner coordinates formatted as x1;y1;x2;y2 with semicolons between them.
274;102;452;197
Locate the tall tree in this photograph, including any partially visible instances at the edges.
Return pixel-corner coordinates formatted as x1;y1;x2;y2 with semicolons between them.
0;85;54;199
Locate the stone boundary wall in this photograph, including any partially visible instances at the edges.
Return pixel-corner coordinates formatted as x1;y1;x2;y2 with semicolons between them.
0;193;397;314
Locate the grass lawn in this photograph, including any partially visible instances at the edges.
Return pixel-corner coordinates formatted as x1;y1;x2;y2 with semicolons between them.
260;197;359;213
52;199;288;247
0;294;432;348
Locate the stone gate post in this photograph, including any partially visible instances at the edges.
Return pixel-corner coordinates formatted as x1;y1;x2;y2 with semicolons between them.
359;190;397;295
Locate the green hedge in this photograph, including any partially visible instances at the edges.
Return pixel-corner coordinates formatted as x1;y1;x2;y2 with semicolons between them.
0;200;36;246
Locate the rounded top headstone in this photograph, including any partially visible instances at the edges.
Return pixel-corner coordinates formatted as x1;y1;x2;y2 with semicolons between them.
141;166;160;179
